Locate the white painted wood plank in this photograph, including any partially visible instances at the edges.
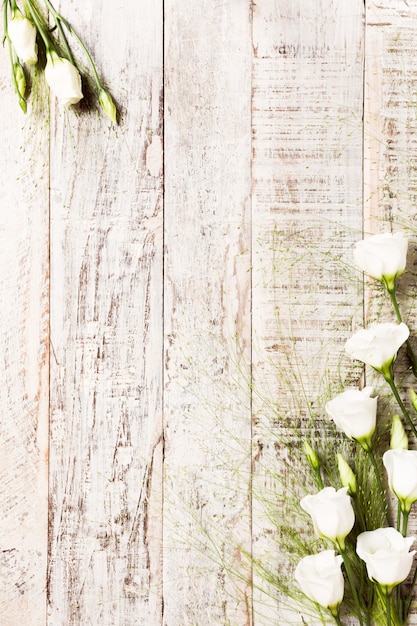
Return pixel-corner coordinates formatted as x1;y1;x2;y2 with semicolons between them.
5;2;417;624
251;1;365;622
47;1;163;624
0;56;49;625
364;0;417;239
364;4;417;621
163;1;253;624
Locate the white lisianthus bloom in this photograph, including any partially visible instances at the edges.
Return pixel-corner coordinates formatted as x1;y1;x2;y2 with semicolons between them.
345;322;409;375
357;527;416;593
45;52;83;106
8;12;38;65
354;233;408;290
326;387;377;449
294;551;344;614
383;449;417;513
300;487;355;550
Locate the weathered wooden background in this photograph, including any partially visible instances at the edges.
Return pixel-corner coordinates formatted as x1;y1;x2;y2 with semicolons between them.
1;0;417;624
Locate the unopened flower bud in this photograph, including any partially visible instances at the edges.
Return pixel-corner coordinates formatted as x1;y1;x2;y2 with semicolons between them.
18;96;27;114
303;440;319;470
13;61;27;113
14;62;26;97
337;454;357;495
99;88;117;124
390;415;408;450
410;389;417;414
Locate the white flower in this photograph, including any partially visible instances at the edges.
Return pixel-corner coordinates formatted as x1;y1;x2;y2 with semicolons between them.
345;322;409;374
8;12;38;65
357;527;416;592
354;233;408;289
383;449;417;512
294;550;344;613
300;487;355;549
326;387;377;449
45;52;83;106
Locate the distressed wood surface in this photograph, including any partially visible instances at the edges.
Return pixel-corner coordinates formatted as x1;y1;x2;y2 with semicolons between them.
163;1;252;623
0;49;49;625
47;1;163;624
1;1;417;624
251;1;365;622
363;3;417;620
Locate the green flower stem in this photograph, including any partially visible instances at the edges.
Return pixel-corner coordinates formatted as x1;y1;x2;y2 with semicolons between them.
340;549;364;626
397;586;404;625
387;285;403;323
401;509;410;537
25;0;53;52
333;613;343;626
352;493;367;532
39;0;75;65
41;0;103;88
3;0;7;39
365;446;392;527
359;559;373;626
4;3;26;112
387;286;417;377
314;466;324;490
374;581;405;626
397;501;401;533
386;590;392;626
384;372;417;440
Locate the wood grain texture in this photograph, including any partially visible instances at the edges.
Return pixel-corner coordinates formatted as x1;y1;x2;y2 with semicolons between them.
251;1;365;622
364;5;417;621
364;0;417;255
47;1;163;624
3;1;417;624
363;3;417;359
163;1;253;624
0;56;49;625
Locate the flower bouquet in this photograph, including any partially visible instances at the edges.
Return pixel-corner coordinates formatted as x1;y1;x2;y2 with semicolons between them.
3;0;116;121
292;233;417;625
